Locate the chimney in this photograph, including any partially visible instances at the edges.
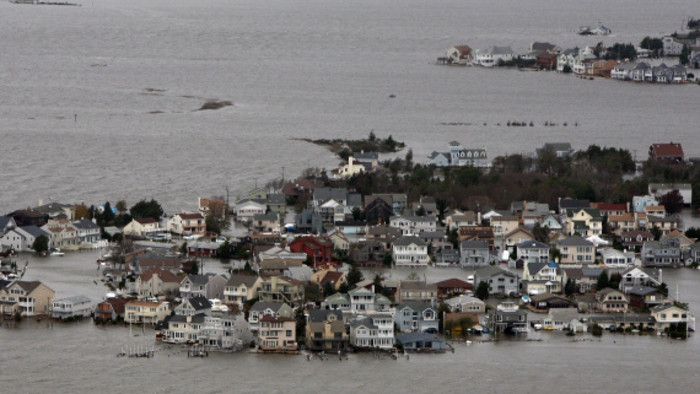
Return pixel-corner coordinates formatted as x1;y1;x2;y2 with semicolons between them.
657;269;662;284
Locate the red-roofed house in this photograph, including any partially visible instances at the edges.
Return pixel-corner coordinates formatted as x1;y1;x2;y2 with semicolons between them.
435;278;474;299
94;297;127;322
132;267;182;298
649;143;684;164
311;269;347;291
289;236;337;270
167;213;206;236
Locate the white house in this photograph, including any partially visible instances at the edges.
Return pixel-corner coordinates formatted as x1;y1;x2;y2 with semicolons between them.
0;225;52;252
235;199;266;220
662;36;684;56
167;213;206;236
349;314;395;349
51;295;92;320
473;46;514;67
123;218;162;237
392;236;430;267
389;215;437;236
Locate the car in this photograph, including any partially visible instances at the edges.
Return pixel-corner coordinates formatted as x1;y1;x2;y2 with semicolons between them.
183;233;203;241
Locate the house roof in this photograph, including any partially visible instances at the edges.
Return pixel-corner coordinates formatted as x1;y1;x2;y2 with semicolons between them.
225;274;259;288
460;240;489;249
259;315;295;323
169;313;206;324
557;236;593;247
627;286;660;296
250;301;290;313
394;236;427;247
475;265;516;279
400;281;437;291
183;295;211;310
135;217;159;225
395;332;445;345
435;278;471;289
176;213;204;220
308;309;343;323
650;143;684;158
0;216;13;229
72;219;100;230
397;300;434;313
19;225;50;239
139;267;180;283
517;240;549;249
14;281;43;293
320;271;344;286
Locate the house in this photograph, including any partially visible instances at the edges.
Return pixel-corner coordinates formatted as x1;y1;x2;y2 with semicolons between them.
364;194;407;216
33;202;75;221
392;236;429;266
530;293;574;310
258;276;305;306
258;315;297;352
248;301;293;332
174;295;212;317
93;297;127;322
306;309;348;351
162;313;206;344
0;216;17;236
563;267;604;294
322;292;351;313
446;45;472;64
627;286;666;309
167;213;205;236
444;210;481;231
491;216;519;238
132;267;181;299
595;288;628;313
557;236;595;265
619;267;662;294
428;142;489;167
0;225;52;252
123;218;162;237
42;219;78;248
294;209;323;234
328;229;350;252
197;314;252;349
0;280;55;316
503;227;535;253
336;156;367;179
395;332;447;352
522;261;562;295
389;215;437;236
349;314;394;349
539;214;562;232
444;294;485;313
366;225;402;249
641;238;682;268
435;278;473;299
537;143;574;159
664;230;695;251
517;240;550;263
536;52;558;69
72;219;101;244
620;230;654;249
488;302;528;333
252;212;280;233
644;205;666;218
179;274;227;299
459;240;490;267
318;198;347;226
647;215;680;236
688;242;700;265
648;183;692;206
649;143;684;164
473;46;514;67
396;281;438;303
364;197;394;224
566;208;602;237
289;236;336;270
651;304;695;333
599;247;635;269
354;151;379;171
198;197;228;220
662;36;684;55
349;239;387;265
311;269;347;291
473;266;519;296
124;300;170;324
609;213;638;236
394;301;439;333
223;274;261;306
6;209;47;227
234;199;266;220
345;286;392;316
258;257;304;277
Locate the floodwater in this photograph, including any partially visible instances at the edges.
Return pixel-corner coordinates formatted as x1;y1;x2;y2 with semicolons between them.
2;0;700;392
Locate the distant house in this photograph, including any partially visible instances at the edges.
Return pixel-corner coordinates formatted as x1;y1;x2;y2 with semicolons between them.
223;274;261;306
289;236;336;270
234;199;266;220
389;215;437;236
258;276;305;306
132;267;181;299
0;280;55;316
258;315;297;352
428;141;489;167
473;46;514;67
306;310;347;351
435;278;473;299
248;301;293;333
648;183;692;206
1;225;52;252
459;240;490;267
252;212;280;233
179;274;227;300
489;302;528;333
395;332;447;352
94;297;127;322
619;267;662;294
162;314;205;344
641;238;682;268
124;300;170;324
311;269;347;291
336;156;367;179
530;293;574;310
522;261;562;295
394;301;439;333
443;295;485;314
167;213;205;236
595;288;628;313
396;281;438;303
662;36;684;56
364;197;394;224
557;236;595;265
393;236;429;267
536;52;558;69
349;314;394;349
446;45;472;64
651;304;695;333
72;219;101;244
7;209;47;227
627;286;666;309
620;230;654;249
174;295;212;317
123;218;162;237
517;240;550;264
473;266;519;296
354;151;379;171
648;143;684;164
565;208;602;237
0;216;17;236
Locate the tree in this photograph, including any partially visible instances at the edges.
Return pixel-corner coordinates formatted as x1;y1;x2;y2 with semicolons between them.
562;65;572;73
372;274;383;294
475;281;489;300
685;227;700;239
680;44;691;65
74;204;90;220
31;235;49;254
532;223;549;243
659;190;684;215
596;271;610;291
383;251;393;267
338;282;350;294
323;281;336;296
217;240;236;260
656;282;669;297
115;200;128;214
405;149;414;171
129;199;164;221
347;265;363;287
368;131;376;141
564;278;576;297
180;241;188;255
609;272;622;290
415;205;426;217
100;202;115;226
650;226;662;241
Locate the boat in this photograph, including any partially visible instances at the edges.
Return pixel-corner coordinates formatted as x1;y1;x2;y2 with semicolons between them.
521;294;531;304
533;323;543;331
50;249;65;257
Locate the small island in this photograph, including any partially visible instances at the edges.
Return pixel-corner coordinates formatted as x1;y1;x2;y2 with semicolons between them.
296;132;405;159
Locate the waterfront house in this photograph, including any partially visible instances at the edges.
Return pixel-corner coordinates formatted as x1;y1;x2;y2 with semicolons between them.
306;309;348;351
595;288;628;313
488;302;528;333
124;300;170;324
0;216;17;236
648;183;692;205
393;236;429;267
257;276;305;306
662;36;684;55
428;151;450;167
522;260;562;295
517;240;550;264
52;295;92;320
648;143;684;165
223;274;261;307
641;238;682;268
167;213;205;236
123;218;162;237
336;156;367;179
428;142;489;167
688;242;700;265
258;315;297;352
131;267;181;299
94;297;127;322
537;143;574;159
395;332;447;352
174;295;212;317
317;199;347;226
627;286;666;309
248;301;293;333
163;313;206;344
364;197;394;224
435;278;473;299
446;45;472;64
234;199;266;220
503;227;535;253
459;240;490;267
294;209;323;234
354;151;379;171
197;197;228;220
473;266;519;296
349;314;394;349
396;281;438;303
72;219;101;244
557;236;595;265
349;239;387;265
42;219;78;249
1;225;52;252
252;212;280;233
444;294;485;314
530;293;574;310
198;314;252;349
562;267;604;294
651;304;695;333
0;280;54;316
599;248;635;269
394;301;439;333
619;267;662;294
33;202;75;221
179;274;227;299
536;52;558;69
473;46;514;67
7;209;47;228
322;292;351;313
556;47;579;71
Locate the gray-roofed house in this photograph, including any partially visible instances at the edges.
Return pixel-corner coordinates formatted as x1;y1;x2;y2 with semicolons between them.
174;295;212;317
474;46;514;67
488;301;528;333
473;266;519;296
179;273;228;300
619;267;661;294
306;309;348;351
395;332;447;351
0;225;52;252
395;300;439;333
537;143;574;158
52;295;92;320
460;240;490;267
397;281;438;303
556;236;595;265
223;274;261;306
162;313;206;344
72;219;101;244
522;261;562;295
444;294;485;313
517;240;550;263
0;216;17;236
349;314;394;349
641;238;682;268
389;215;437;236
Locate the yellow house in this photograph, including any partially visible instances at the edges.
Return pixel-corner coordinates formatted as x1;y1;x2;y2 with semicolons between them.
0;281;55;317
566;208;602;237
124;300;170;324
258;315;297;351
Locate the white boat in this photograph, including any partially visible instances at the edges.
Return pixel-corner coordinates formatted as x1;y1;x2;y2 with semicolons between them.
50;249;65;257
533;323;543;330
210;298;229;313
